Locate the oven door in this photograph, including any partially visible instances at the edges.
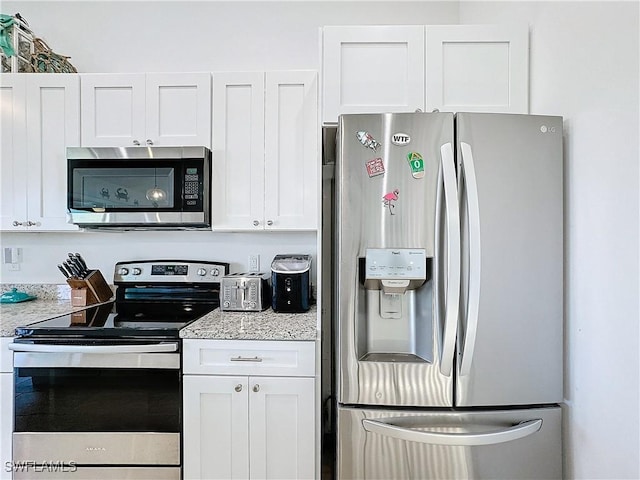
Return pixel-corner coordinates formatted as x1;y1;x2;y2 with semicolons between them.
10;341;181;479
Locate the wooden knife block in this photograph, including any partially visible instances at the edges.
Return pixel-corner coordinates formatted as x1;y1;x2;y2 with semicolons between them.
67;270;113;307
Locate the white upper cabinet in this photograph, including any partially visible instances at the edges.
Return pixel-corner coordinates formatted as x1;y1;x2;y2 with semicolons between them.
425;24;529;113
322;26;426;123
0;74;80;231
81;72;211;147
212;70;318;231
322;24;529;122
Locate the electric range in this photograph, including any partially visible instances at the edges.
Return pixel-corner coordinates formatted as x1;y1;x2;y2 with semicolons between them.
10;260;229;480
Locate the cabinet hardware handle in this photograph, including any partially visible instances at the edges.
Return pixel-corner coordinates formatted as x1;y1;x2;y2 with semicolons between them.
146;139;153;145
12;221;23;226
253;220;260;226
133;140;140;146
230;356;263;363
253;384;260;393
235;384;243;392
26;221;37;226
267;220;273;226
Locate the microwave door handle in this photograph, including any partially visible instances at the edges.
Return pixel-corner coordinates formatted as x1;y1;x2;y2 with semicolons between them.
362;418;542;446
8;343;178;354
459;142;481;377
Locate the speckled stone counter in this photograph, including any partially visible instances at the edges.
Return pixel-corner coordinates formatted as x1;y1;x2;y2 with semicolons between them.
0;284;114;337
1;284;317;341
180;305;318;341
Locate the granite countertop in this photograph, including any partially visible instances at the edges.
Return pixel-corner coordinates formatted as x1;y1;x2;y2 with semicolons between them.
180;305;318;341
1;284;318;341
0;284;114;337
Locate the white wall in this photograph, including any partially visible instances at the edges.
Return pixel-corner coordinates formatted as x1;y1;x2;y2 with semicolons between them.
3;1;459;73
459;2;639;479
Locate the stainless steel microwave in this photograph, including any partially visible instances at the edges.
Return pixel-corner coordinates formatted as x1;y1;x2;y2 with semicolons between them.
67;146;211;229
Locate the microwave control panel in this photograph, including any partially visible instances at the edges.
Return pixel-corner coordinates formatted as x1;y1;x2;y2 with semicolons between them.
182;165;202;208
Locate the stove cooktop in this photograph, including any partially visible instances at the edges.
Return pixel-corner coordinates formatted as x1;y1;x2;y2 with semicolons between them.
14;301;215;339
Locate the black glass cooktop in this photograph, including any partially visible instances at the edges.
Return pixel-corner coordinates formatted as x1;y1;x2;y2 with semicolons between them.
14;301;214;339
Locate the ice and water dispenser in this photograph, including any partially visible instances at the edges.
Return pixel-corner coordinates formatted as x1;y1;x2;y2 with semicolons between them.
358;248;433;364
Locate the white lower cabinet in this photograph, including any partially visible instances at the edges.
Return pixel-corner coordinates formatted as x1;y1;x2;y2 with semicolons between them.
1;338;14;480
183;340;316;480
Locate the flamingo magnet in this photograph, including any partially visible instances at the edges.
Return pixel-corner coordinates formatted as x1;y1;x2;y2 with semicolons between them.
382;189;399;215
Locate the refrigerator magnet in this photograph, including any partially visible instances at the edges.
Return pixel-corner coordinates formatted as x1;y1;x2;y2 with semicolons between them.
382;189;399;215
391;132;411;146
356;131;381;151
406;152;425;179
365;157;385;177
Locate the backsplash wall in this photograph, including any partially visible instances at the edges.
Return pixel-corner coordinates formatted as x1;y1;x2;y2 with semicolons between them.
0;231;317;284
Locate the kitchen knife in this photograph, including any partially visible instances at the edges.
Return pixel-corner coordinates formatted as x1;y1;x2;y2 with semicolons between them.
74;253;89;272
57;264;70;278
68;253;89;278
64;259;81;278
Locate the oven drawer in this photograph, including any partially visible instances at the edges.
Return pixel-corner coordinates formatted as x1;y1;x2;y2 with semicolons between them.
183;339;315;376
13;432;179;466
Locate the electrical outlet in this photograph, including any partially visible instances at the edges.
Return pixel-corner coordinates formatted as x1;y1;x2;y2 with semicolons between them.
248;254;260;272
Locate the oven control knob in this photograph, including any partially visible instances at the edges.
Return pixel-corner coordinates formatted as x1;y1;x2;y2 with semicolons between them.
118;267;129;276
223;301;230;308
132;268;142;275
211;268;220;276
197;268;207;276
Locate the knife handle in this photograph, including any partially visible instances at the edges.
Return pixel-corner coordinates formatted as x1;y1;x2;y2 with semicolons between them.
57;264;70;278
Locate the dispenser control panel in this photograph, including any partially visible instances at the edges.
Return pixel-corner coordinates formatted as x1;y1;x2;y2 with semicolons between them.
365;248;427;280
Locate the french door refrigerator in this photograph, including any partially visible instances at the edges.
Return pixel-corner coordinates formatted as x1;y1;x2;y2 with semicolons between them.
327;112;563;479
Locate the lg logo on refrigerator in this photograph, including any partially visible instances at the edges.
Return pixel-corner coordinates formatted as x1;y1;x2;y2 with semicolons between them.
540;125;557;133
391;133;411;145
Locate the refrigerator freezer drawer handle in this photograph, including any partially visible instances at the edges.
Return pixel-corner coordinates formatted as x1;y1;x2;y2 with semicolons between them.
459;142;481;377
361;418;542;446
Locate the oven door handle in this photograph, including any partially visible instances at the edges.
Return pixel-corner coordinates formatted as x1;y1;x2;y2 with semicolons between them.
8;343;178;354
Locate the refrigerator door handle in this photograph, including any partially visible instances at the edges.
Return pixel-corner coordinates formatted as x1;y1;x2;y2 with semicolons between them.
362;417;542;446
459;142;481;376
439;143;461;376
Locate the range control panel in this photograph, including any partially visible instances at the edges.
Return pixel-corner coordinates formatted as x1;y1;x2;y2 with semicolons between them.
114;260;229;284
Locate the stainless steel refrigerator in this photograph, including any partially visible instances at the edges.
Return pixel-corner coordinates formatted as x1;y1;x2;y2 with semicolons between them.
321;112;563;479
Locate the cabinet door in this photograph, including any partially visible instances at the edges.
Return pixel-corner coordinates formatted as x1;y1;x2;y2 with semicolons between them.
249;376;315;480
322;26;425;123
25;74;80;231
0;75;28;230
81;73;146;146
264;71;318;231
145;73;211;147
212;72;265;231
426;25;529;113
183;375;249;480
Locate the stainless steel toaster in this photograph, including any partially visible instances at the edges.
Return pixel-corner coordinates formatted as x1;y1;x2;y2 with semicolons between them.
220;273;271;312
